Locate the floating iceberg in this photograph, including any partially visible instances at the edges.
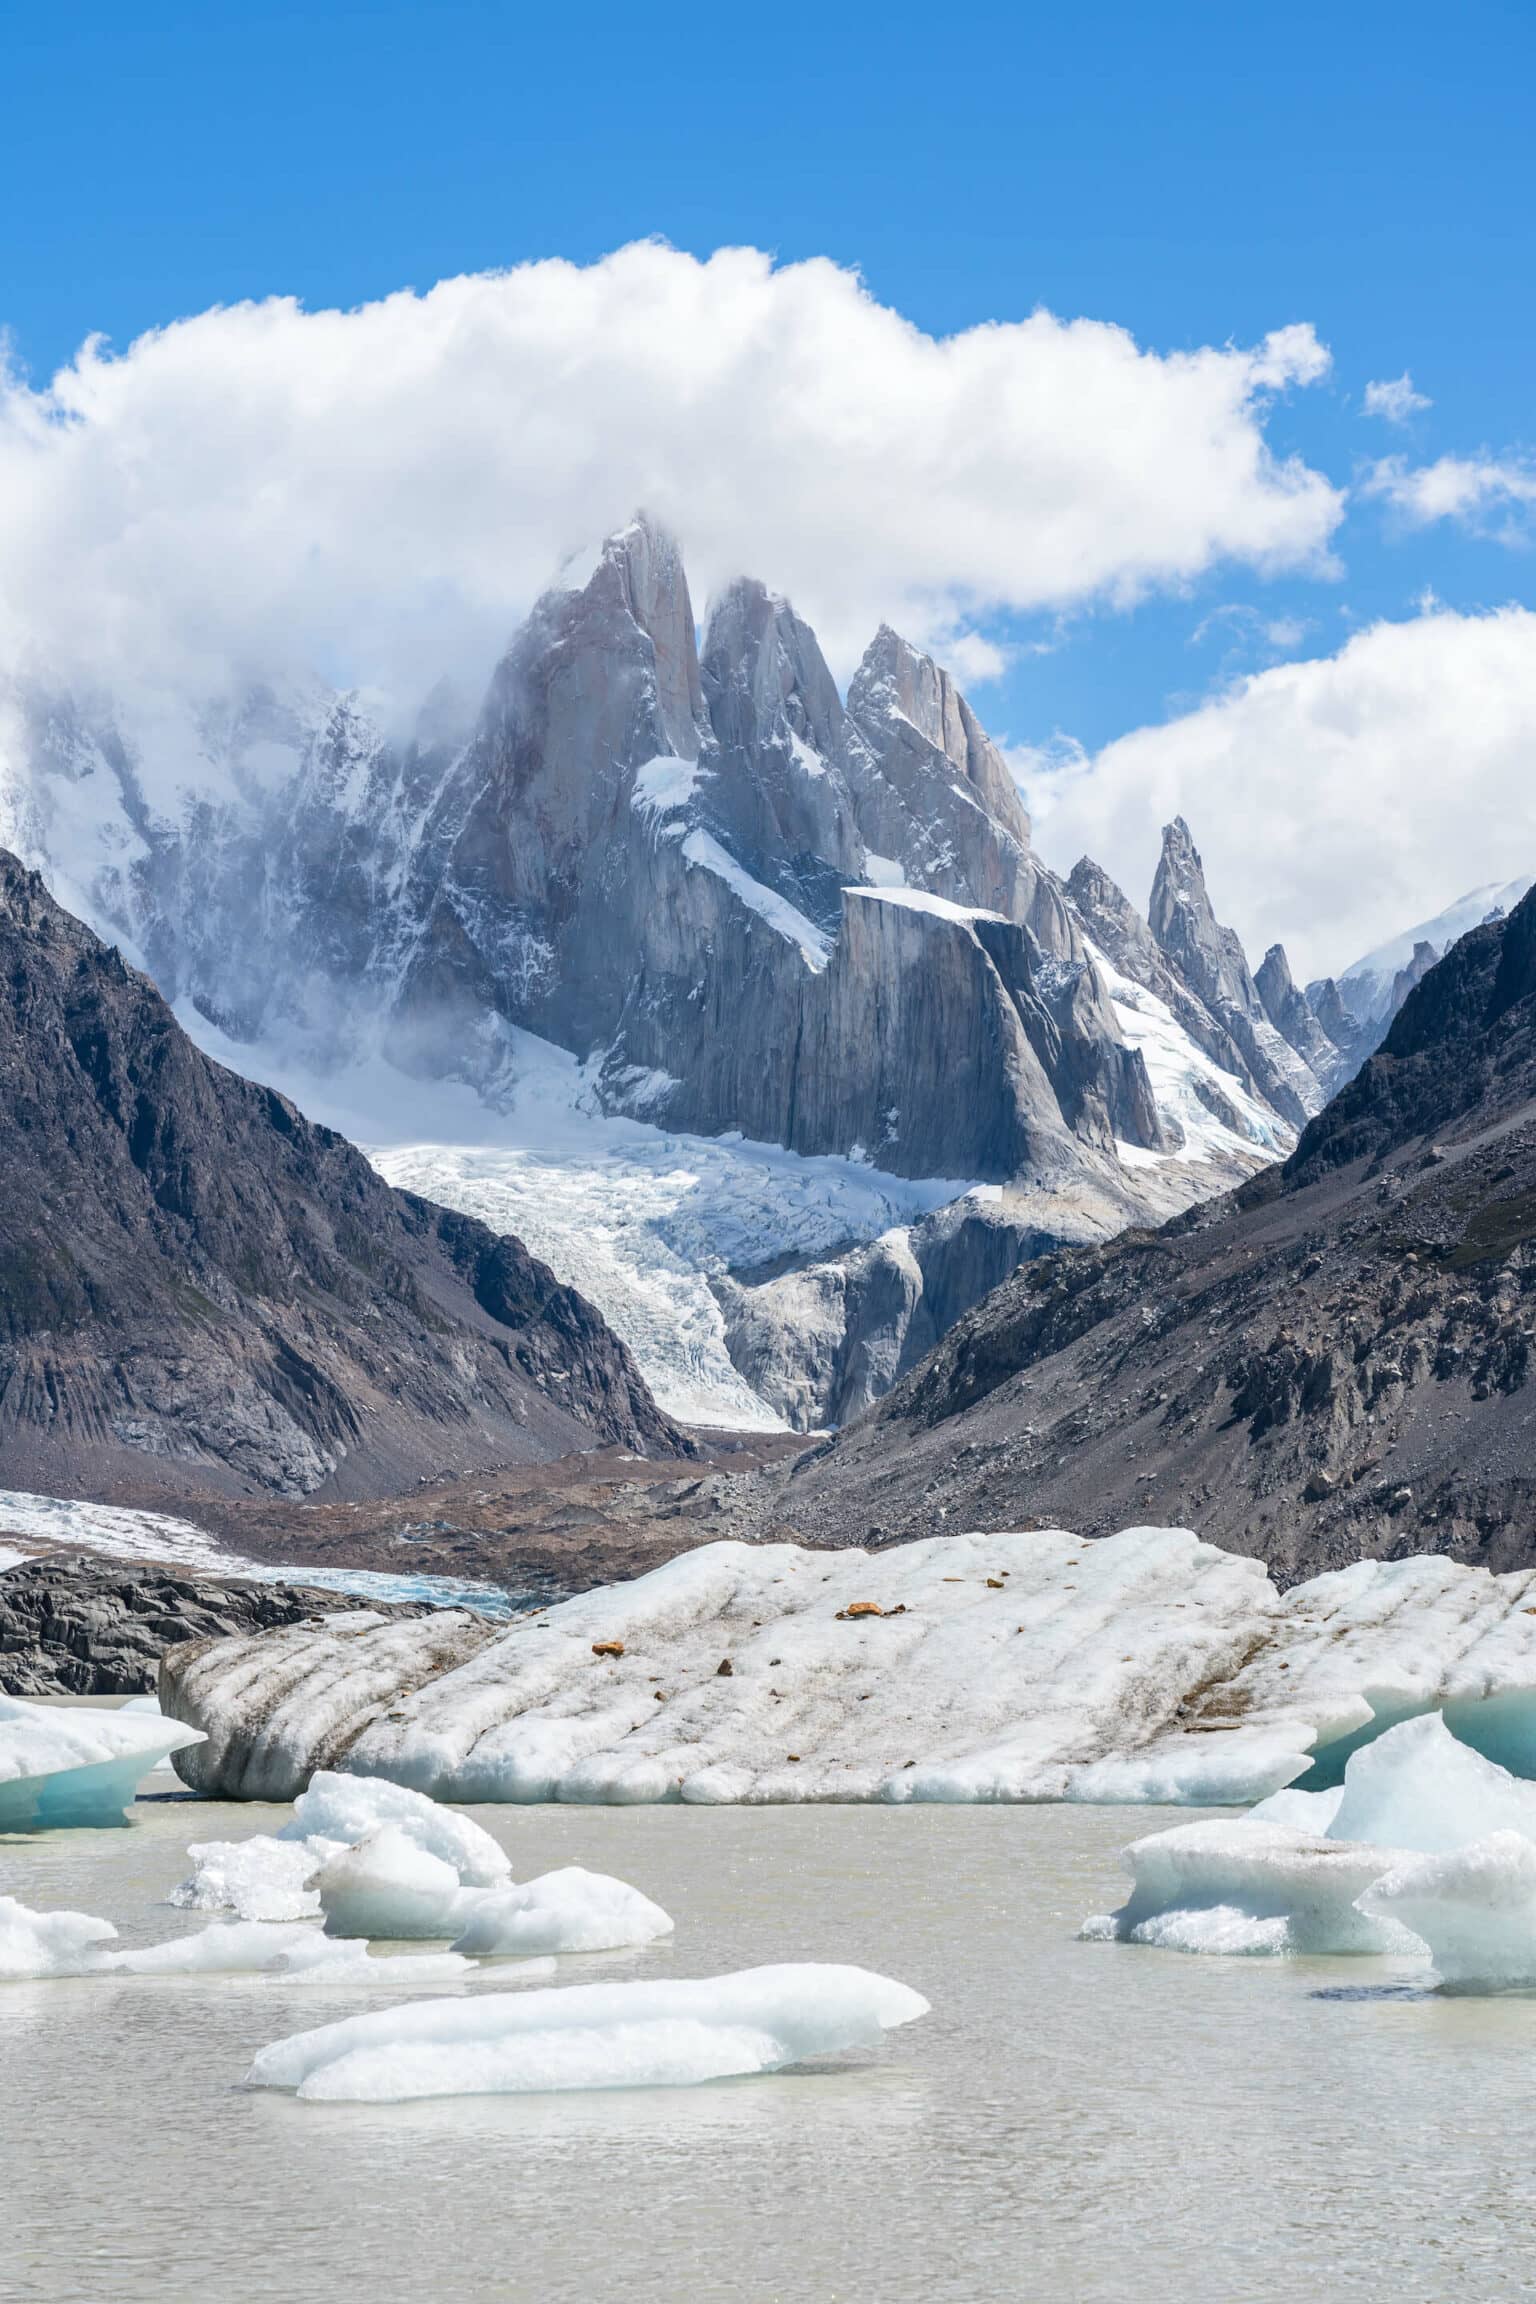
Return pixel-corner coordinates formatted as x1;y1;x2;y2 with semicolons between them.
1085;1716;1536;1960
314;1827;476;1941
0;1894;119;1978
1359;1833;1536;1992
0;1894;486;1984
1079;1818;1420;1957
283;1771;511;1885
169;1836;326;1922
450;1867;674;1958
161;1528;1536;1808
1325;1713;1536;1852
247;1963;930;2101
0;1696;205;1831
170;1770;512;1922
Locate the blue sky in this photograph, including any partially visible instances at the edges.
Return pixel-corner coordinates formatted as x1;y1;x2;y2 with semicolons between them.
2;0;1534;963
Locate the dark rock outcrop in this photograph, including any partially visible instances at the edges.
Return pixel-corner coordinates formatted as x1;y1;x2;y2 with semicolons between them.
0;1553;432;1696
0;853;686;1499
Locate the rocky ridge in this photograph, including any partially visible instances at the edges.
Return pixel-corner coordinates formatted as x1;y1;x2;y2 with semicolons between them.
0;854;685;1499
742;887;1536;1578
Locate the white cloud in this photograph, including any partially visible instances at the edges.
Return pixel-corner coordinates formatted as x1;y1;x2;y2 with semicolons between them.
1026;603;1536;982
0;243;1341;711
1363;373;1431;424
1365;452;1536;533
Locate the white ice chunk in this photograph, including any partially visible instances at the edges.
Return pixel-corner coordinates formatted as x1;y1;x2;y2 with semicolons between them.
1358;1832;1536;1991
169;1835;328;1922
449;1867;674;1958
1326;1712;1536;1852
1082;1818;1422;1957
1248;1784;1345;1832
313;1826;473;1940
106;1922;476;1983
247;1963;930;2101
0;1895;119;1979
0;1695;205;1831
282;1771;511;1885
0;1896;484;1985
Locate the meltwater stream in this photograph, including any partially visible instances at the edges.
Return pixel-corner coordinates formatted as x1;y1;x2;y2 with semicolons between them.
5;1797;1536;2303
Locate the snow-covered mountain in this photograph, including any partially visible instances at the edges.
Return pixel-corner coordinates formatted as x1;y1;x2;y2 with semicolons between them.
0;515;1373;1430
1335;874;1536;1027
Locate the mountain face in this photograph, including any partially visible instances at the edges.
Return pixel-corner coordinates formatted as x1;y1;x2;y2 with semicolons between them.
2;512;1437;1438
0;854;684;1501
2;516;1264;1197
751;887;1536;1578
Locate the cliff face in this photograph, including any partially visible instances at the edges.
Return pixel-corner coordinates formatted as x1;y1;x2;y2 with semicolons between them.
0;854;685;1500
749;887;1536;1578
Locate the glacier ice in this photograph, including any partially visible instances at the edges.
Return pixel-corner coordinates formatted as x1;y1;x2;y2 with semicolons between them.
0;1895;120;1979
313;1826;477;1941
163;1527;1536;1809
1325;1712;1536;1853
1358;1833;1536;1992
449;1867;674;1958
0;1896;484;1984
1086;1716;1536;1962
0;1695;206;1831
170;1835;326;1922
246;1963;930;2102
284;1770;512;1884
1079;1818;1420;1958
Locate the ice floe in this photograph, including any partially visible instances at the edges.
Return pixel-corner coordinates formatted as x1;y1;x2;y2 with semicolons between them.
449;1867;674;1958
1079;1819;1420;1958
246;1963;930;2101
313;1826;476;1941
0;1894;485;1984
0;1696;205;1831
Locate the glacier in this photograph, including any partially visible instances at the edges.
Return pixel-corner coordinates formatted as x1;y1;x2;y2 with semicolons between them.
245;1963;930;2102
161;1527;1536;1809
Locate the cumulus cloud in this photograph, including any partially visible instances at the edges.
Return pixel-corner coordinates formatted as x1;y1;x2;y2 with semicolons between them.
1365;452;1536;534
1362;373;1431;424
0;243;1341;710
1026;602;1536;982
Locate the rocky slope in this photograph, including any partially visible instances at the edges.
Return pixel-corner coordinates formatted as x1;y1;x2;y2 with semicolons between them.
0;854;685;1499
750;888;1536;1577
0;1553;434;1696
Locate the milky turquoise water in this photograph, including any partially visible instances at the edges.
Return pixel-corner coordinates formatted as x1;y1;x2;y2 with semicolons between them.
5;1794;1536;2303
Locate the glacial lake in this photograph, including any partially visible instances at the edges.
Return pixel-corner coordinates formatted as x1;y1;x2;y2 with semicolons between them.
5;1792;1536;2303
